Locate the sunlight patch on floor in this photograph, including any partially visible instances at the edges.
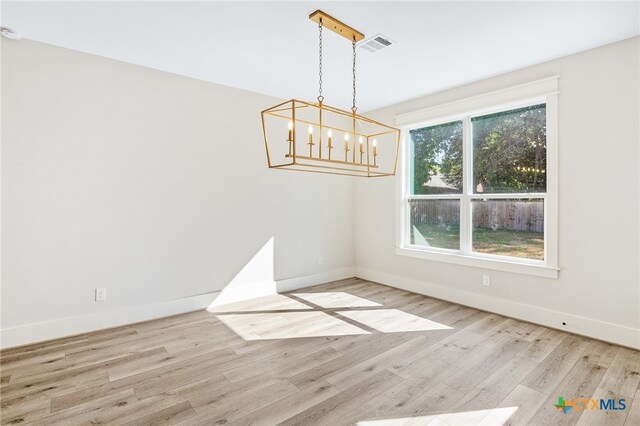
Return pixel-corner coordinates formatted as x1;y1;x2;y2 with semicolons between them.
356;406;518;425
293;292;382;308
337;309;452;333
215;311;370;340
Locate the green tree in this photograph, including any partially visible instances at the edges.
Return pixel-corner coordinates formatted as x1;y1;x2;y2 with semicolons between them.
472;104;546;193
410;104;546;194
410;121;462;194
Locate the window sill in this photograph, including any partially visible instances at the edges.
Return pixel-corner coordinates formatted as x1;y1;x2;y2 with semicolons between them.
395;246;559;279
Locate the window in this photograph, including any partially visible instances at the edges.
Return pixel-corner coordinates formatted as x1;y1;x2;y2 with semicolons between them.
396;78;558;278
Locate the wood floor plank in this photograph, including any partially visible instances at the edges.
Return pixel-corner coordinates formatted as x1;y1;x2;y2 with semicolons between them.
1;352;67;380
598;347;640;397
0;399;51;425
287;333;410;389
1;328;139;368
386;348;456;381
1;279;637;425
451;354;539;412
121;400;196;426
521;334;590;394
29;388;137;425
582;340;620;368
624;389;640;426
442;334;529;393
41;393;189;426
177;377;299;425
520;327;568;362
462;312;508;334
341;381;464;425
279;370;404;426
223;337;346;383
232;380;340;426
325;336;428;390
1;366;109;410
498;384;549;426
48;346;239;413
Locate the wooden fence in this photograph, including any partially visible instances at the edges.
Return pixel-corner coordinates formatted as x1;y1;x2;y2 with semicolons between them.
410;199;544;232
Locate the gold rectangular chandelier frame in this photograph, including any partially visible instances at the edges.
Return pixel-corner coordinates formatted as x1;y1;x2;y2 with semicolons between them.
261;99;400;178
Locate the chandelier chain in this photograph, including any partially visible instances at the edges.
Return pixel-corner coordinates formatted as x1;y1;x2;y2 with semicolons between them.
352;37;357;113
318;19;324;104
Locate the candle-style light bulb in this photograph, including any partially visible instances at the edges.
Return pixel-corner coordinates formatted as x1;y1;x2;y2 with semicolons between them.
287;121;293;142
344;133;349;161
373;139;378;166
286;121;294;157
308;125;314;156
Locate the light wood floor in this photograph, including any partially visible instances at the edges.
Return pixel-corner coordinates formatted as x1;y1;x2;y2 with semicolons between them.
1;278;639;425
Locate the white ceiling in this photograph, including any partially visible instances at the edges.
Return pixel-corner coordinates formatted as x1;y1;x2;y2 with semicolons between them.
2;1;639;111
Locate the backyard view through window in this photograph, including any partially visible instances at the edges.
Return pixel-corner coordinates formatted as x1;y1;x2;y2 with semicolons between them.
408;104;546;261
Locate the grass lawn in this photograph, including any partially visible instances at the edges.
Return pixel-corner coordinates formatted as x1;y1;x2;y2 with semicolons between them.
412;224;544;260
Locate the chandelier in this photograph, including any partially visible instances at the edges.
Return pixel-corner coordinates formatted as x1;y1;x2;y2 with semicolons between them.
261;10;400;177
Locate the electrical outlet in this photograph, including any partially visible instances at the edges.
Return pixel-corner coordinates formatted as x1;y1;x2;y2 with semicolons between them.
95;288;107;301
482;275;491;287
318;257;324;265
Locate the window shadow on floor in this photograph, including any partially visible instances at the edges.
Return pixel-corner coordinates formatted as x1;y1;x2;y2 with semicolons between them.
210;289;452;341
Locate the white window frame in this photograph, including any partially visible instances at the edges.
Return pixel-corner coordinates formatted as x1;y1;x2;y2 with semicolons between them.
395;77;559;279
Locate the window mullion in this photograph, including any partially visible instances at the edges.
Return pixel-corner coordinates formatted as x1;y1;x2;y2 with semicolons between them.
468;193;547;200
460;116;473;255
404;133;411;247
408;194;463;200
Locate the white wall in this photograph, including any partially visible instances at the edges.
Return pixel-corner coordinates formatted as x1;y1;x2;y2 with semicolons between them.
355;37;640;348
1;40;354;347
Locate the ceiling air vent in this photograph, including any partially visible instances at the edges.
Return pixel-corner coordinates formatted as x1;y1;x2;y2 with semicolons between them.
360;34;394;53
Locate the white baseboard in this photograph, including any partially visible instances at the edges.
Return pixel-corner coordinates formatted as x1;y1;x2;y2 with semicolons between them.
207;281;277;308
0;267;356;350
276;267;356;293
0;291;220;350
355;267;640;349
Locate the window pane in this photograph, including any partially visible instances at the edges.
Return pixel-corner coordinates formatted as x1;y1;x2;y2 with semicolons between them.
472;104;546;193
472;199;544;260
409;199;460;250
410;121;463;194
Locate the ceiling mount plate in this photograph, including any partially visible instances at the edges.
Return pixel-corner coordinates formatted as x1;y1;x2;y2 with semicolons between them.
309;10;365;42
